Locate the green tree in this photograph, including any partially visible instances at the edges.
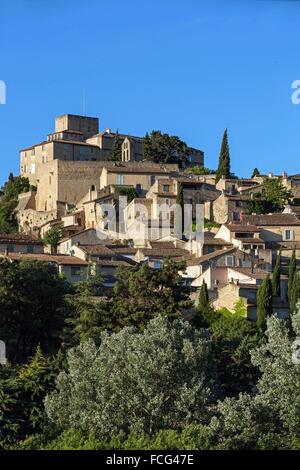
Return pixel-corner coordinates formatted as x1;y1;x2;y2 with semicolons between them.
192;281;218;328
199;280;209;309
288;248;297;302
251;168;260;178
142;130;188;164
208;314;300;449
289;271;300;314
0;347;65;446
142;132;153;161
256;275;272;334
247;178;292;214
66;275;111;344
109;130;122;161
110;259;192;330
272;252;281;297
184;166;215;176
0;259;70;362
43;225;63;251
0;173;34;233
175;182;184;237
210;315;260;397
216;128;231;183
1;173;33;202
0;200;18;233
45;316;216;438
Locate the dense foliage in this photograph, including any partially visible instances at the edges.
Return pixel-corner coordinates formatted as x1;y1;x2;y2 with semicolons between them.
247;178;292;214
0;173;34;233
216;129;231;182
109;130;122;161
142;130;189;165
0;259;70;362
0;257;299;450
43;225;63;250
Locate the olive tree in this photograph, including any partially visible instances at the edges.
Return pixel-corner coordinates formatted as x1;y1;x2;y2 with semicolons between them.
209;312;300;449
45;316;217;438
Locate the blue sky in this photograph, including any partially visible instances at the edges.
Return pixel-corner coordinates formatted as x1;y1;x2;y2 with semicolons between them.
1;0;300;185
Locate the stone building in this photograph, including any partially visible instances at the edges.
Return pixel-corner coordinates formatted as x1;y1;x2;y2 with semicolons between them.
212;192;251;224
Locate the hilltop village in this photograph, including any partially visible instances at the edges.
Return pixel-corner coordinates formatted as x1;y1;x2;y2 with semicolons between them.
1;113;300;320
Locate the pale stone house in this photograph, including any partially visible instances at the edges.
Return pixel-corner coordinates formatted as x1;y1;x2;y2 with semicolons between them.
0;252;89;283
242;213;300;243
212;192;251;224
0;233;44;254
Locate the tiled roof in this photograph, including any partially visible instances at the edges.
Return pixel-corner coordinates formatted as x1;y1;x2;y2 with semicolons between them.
243;214;300;226
1;253;88;265
0;233;43;244
97;259;137;267
204;236;232;246
229;267;272;280
78;244;115;256
224;224;259;232
186;246;236;266
239;238;265;244
20;140;99;151
103;162;178;174
139;247;189;258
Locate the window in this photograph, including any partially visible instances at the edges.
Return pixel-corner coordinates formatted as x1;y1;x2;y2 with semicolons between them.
242;260;252;268
153;260;162;269
284;229;294;241
226;255;234;267
117;174;125;185
7;244;14;253
236;200;243;207
136;183;141;191
71;266;82;277
31;149;35;156
150;175;156;186
232;212;241;221
163;185;170;192
27;245;34;254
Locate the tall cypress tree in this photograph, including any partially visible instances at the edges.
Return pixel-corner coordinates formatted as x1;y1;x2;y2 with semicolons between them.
142;132;153;161
176;182;184;238
198;280;209;311
289;272;300;314
216;128;231;183
257;275;273;334
288;248;296;301
272;251;281;297
109;130;122;161
251;167;260;178
193;280;215;328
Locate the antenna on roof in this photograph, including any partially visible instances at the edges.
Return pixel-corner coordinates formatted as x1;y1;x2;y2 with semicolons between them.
82;88;87;116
